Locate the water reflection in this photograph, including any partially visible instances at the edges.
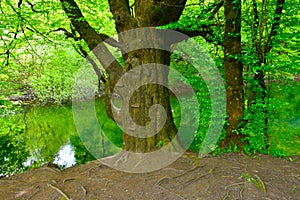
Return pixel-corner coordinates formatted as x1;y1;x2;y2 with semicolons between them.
0;100;123;175
53;142;76;167
24;142;76;168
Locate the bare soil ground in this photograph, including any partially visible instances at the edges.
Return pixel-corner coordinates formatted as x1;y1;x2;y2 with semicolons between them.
1;153;299;200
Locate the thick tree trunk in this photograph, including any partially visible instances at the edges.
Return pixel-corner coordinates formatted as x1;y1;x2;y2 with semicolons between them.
113;49;178;152
61;0;187;153
107;0;187;152
222;0;247;149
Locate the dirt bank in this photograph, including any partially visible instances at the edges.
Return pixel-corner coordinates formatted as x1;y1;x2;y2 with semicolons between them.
1;153;299;200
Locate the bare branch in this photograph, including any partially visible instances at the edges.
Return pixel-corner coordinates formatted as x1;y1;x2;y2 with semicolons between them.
25;26;53;43
46;26;108;83
47;27;76;39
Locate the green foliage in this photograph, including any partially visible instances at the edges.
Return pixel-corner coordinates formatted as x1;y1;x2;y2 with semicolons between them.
213;142;239;156
242;100;269;154
241;81;300;157
0;104;28;176
239;0;300;156
169;52;212;152
268;82;300;157
29;46;83;104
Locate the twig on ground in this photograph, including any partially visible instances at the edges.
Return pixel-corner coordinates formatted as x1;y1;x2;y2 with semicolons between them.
222;189;231;200
225;182;245;190
47;183;72;200
254;174;266;193
81;185;87;196
156;176;171;186
80;163;103;175
28;185;40;200
294;175;300;181
239;184;245;200
172;165;205;180
205;183;210;193
216;191;222;200
156;182;186;200
185;167;216;185
63;178;76;183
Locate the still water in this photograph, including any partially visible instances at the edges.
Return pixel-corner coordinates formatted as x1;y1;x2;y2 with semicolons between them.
0;100;123;176
1;82;299;176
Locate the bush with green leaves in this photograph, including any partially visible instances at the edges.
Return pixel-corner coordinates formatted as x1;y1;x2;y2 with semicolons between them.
29;46;83;104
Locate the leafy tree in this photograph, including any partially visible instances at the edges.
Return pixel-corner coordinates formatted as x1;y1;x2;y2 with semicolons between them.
58;0;194;152
1;0;298;155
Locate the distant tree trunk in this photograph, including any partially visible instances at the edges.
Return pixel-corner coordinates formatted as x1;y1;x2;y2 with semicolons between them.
248;0;286;147
250;0;286;103
249;0;268;107
222;0;247;149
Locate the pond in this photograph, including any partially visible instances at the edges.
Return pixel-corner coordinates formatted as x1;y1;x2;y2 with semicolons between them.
0;97;193;176
1;82;299;176
0;100;123;176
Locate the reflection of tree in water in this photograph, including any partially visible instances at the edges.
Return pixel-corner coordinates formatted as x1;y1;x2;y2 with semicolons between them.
70;135;96;164
0;100;124;175
0;107;29;176
74;100;123;162
22;104;75;165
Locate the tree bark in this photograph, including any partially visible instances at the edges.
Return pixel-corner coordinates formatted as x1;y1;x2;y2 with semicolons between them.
108;0;187;152
112;49;179;152
222;0;246;149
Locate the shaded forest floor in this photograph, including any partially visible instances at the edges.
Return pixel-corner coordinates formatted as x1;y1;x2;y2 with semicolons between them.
0;153;299;200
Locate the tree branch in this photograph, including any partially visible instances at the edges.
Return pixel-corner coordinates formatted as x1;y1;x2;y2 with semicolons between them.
265;0;285;54
47;27;75;38
208;0;224;20
47;26;108;83
60;0;123;86
251;0;264;63
173;25;222;45
25;1;41;13
17;0;23;8
251;0;259;46
108;0;133;32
